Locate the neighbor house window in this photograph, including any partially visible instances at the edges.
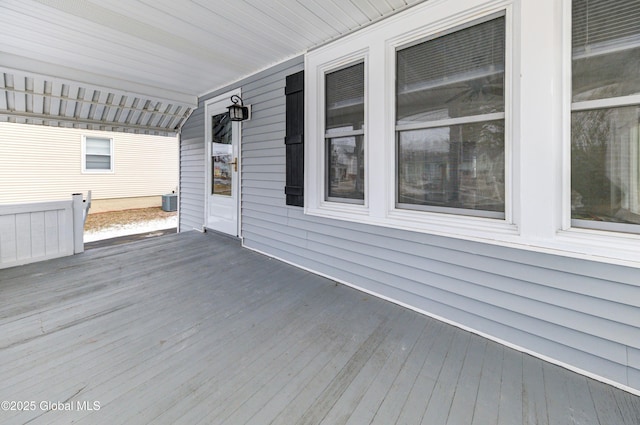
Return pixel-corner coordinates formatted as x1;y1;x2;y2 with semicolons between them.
571;0;640;233
83;136;113;172
395;15;506;218
325;62;365;203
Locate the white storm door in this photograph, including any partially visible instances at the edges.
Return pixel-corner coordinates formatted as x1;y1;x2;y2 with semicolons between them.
206;95;240;236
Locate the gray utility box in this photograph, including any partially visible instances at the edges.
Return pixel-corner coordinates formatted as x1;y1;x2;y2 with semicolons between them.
162;194;177;212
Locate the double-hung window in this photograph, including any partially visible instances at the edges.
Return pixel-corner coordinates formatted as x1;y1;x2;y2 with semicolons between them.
395;15;506;218
571;0;640;233
307;2;512;237
325;63;365;203
83;136;113;172
305;0;640;263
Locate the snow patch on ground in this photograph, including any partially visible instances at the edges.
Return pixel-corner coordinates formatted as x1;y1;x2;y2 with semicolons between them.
84;216;177;242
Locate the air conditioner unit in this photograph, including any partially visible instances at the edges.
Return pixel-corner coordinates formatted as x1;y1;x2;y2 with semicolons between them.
162;194;177;212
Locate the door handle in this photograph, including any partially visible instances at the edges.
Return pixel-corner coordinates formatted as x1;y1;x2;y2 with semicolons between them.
230;157;238;172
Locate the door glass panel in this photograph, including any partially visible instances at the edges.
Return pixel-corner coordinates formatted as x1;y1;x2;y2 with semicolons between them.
211;112;232;196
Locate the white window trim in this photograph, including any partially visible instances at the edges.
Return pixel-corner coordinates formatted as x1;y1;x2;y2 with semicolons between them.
572;94;640;113
81;135;114;174
556;0;640;264
305;0;640;267
386;8;512;224
307;49;370;216
306;0;519;241
324;61;367;205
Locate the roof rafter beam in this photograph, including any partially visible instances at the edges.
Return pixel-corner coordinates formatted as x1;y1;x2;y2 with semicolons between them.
0;56;197;107
0;109;182;135
0;86;192;121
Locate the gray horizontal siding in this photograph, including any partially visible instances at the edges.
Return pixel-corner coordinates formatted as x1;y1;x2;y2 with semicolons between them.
185;54;640;392
245;212;640;389
179;60;295;233
178;104;205;232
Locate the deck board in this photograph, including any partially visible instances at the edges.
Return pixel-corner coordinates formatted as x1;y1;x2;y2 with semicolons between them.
394;321;457;424
470;340;503;425
421;330;471;424
544;361;599;425
369;319;441;425
498;347;524;425
343;313;426;425
447;336;487;425
522;356;549;424
1;231;639;425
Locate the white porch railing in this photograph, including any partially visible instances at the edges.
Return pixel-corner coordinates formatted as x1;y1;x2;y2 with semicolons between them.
0;192;91;269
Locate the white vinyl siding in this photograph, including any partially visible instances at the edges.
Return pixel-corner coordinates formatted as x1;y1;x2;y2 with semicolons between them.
0;122;178;204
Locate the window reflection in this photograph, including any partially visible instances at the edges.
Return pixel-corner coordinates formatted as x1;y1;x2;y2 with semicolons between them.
327;136;364;200
571;0;640;231
211;113;232;196
572;0;640;102
395;16;505;217
398;121;504;213
572;107;640;225
325;63;365;203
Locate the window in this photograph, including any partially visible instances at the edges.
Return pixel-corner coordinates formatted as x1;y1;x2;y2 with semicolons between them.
83;136;113;172
325;62;365;203
306;2;513;238
571;0;640;233
395;16;506;218
305;0;640;264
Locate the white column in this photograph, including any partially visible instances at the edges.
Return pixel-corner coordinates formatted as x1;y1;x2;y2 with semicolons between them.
516;0;564;241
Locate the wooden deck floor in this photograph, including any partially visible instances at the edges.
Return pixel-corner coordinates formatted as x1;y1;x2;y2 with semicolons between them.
1;231;639;425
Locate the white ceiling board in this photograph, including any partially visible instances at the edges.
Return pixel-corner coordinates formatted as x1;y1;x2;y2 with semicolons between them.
0;0;426;134
0;8;224;93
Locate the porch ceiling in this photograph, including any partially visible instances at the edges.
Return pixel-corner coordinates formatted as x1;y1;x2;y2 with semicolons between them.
0;0;424;135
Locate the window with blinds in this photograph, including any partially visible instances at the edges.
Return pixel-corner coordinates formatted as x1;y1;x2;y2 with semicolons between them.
572;0;640;101
571;0;640;233
395;15;506;217
325;62;365;203
84;136;113;172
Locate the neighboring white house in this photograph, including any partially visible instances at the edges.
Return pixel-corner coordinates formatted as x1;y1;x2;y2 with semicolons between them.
0;122;178;213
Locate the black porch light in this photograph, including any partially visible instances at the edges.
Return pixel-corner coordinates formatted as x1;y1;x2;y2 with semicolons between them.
227;95;249;121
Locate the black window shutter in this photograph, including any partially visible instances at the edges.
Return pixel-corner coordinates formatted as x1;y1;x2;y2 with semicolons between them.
285;70;304;207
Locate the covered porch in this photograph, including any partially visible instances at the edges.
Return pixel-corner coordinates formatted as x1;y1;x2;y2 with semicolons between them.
1;231;638;425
